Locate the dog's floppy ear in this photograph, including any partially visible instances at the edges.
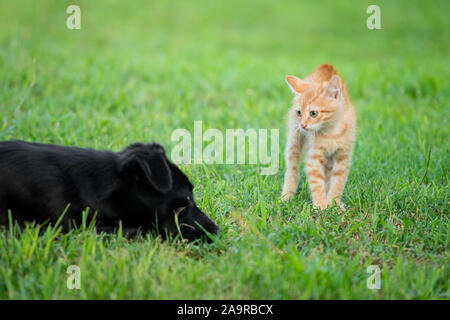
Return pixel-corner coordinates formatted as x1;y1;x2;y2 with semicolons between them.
119;143;173;194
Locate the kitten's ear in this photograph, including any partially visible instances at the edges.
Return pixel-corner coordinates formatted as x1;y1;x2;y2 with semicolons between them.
325;75;342;100
286;75;309;94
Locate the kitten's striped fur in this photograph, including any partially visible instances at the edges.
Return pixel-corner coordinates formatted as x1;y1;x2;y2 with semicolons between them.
281;64;356;209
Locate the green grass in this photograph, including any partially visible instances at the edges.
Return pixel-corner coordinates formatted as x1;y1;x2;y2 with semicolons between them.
0;0;448;299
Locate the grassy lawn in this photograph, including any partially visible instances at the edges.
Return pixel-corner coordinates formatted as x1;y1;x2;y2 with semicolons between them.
0;0;448;299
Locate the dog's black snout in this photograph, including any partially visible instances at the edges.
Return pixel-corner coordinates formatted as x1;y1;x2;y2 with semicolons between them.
180;207;218;242
197;213;218;243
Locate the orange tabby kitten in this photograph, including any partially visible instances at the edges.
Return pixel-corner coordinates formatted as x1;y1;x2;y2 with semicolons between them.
281;64;356;209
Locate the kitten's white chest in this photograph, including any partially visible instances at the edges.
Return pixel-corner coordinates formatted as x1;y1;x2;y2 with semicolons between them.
301;130;340;157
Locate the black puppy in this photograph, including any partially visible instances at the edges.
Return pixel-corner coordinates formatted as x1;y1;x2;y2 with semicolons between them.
0;140;218;241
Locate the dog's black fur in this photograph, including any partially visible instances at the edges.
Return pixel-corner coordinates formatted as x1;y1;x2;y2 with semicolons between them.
0;140;218;241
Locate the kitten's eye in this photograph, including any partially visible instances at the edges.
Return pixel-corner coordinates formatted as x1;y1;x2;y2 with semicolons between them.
310;110;318;118
296;110;302;117
186;196;191;201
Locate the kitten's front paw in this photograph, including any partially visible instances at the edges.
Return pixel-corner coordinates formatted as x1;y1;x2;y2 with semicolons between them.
313;201;328;210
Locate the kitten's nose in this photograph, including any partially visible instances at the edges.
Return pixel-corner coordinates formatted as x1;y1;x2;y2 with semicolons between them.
301;123;307;129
